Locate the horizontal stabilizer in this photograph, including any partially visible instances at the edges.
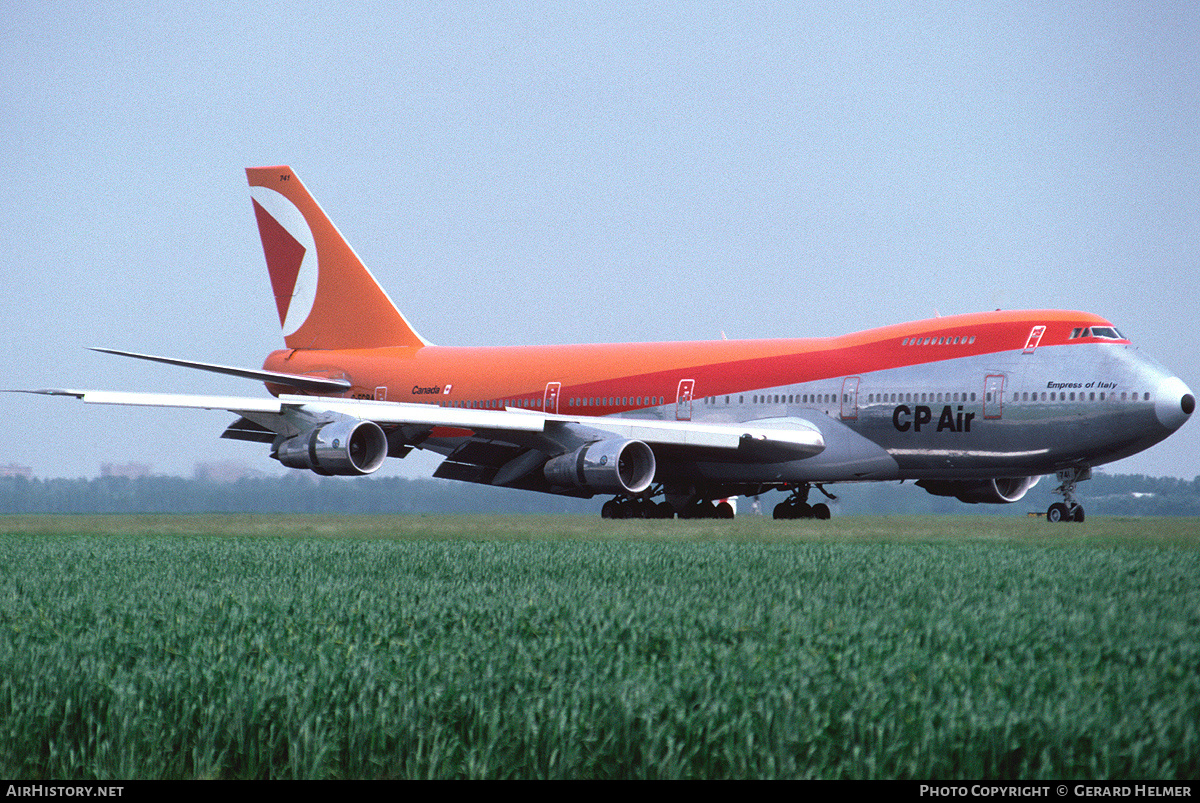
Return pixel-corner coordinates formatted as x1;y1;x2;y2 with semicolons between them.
90;347;351;393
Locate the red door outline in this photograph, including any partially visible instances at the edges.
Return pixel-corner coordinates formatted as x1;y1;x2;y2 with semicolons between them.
676;379;695;421
1023;326;1046;354
543;382;561;414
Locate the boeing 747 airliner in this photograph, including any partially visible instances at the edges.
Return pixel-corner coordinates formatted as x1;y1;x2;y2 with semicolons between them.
27;167;1194;521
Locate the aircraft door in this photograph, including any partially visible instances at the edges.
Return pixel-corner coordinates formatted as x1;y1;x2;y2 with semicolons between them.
676;379;695;421
543;382;561;414
984;375;1005;419
374;386;387;401
1023;325;1046;354
840;376;860;420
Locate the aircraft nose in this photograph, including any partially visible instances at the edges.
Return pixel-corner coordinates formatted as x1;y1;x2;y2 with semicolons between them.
1155;376;1194;430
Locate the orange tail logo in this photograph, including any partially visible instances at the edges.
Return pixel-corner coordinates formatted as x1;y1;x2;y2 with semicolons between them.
246;166;427;350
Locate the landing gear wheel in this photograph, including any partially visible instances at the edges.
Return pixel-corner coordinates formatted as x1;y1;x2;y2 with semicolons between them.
602;500;618;519
773;500;821;519
1047;503;1069;523
1071;505;1085;523
715;501;735;519
773;501;802;519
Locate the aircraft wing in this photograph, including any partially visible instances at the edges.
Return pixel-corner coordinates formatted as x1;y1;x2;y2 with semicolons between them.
22;389;288;413
20;389;825;483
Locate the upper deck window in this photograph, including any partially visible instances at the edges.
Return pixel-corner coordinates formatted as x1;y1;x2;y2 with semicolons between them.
902;335;976;346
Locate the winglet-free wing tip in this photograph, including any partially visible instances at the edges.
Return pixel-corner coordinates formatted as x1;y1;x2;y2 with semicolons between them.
4;389;87;398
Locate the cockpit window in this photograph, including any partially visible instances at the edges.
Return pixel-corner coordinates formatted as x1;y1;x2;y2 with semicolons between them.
1070;325;1125;340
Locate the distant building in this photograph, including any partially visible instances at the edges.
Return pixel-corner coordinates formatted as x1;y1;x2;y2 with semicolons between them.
0;463;33;478
193;462;265;483
100;462;152;479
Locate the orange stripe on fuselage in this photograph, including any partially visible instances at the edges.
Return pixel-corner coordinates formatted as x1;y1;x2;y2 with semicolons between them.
261;310;1122;406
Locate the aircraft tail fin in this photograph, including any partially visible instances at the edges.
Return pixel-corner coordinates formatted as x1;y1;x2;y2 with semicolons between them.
246;166;428;350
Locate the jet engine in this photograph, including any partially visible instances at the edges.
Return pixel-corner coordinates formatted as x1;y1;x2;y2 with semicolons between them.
543;439;656;495
274;418;388;476
916;476;1040;504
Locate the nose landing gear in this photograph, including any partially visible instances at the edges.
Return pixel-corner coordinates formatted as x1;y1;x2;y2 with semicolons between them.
1047;467;1090;523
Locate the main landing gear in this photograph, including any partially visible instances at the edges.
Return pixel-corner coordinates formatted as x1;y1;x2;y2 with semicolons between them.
598;486;737;519
1047;466;1090;523
773;483;836;520
599;484;836;521
600;496;674;519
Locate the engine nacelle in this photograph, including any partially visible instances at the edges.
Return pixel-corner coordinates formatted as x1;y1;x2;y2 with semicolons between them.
917;476;1040;504
543;439;656;495
274;419;388;476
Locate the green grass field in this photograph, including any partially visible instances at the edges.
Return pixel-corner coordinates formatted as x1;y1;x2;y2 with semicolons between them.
1;515;1197;779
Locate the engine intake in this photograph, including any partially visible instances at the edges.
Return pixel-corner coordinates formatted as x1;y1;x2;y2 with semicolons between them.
274;419;388;476
917;476;1040;504
543;439;656;495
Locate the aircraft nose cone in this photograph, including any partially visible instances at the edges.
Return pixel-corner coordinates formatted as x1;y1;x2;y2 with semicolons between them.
1155;376;1194;430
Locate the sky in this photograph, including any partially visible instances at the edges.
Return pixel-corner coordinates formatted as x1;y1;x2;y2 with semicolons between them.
2;1;1198;482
